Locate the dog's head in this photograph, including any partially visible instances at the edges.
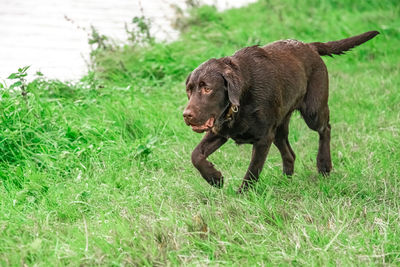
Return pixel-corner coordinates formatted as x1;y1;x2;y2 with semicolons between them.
183;57;243;133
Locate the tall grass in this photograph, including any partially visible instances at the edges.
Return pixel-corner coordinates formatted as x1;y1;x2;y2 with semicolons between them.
0;0;399;265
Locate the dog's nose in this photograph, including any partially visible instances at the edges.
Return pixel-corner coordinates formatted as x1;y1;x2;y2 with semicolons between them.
183;109;193;120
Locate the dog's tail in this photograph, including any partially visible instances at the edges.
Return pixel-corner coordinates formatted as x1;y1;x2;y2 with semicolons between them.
309;31;379;57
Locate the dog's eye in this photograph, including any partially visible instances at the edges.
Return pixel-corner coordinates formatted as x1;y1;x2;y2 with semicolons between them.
202;87;212;94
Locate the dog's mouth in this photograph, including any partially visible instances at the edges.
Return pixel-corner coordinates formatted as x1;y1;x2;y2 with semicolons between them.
190;117;215;133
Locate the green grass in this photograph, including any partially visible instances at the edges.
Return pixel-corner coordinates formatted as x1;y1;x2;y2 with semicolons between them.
1;0;399;265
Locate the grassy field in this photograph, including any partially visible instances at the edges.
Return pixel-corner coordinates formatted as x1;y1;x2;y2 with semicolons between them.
0;0;399;265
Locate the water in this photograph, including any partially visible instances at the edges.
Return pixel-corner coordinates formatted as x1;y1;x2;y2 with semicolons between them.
0;0;256;81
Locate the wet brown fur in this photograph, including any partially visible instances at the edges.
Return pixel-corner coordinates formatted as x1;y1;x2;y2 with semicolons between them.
183;31;379;192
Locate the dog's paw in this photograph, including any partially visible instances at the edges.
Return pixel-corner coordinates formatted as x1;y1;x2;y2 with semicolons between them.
318;169;331;177
283;168;294;177
317;161;332;176
317;154;332;175
207;176;224;189
236;187;245;195
236;183;250;194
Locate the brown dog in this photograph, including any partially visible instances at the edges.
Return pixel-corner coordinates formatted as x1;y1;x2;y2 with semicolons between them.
183;31;379;193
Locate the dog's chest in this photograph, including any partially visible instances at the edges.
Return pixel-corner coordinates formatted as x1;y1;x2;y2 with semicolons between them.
231;131;259;144
227;118;265;145
215;106;269;144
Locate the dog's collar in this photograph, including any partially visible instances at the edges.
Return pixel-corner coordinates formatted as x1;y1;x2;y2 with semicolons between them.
212;103;239;134
226;104;239;121
216;102;239;123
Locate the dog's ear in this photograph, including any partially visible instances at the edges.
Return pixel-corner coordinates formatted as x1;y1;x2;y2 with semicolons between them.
185;72;192;86
221;58;242;107
185;72;192;99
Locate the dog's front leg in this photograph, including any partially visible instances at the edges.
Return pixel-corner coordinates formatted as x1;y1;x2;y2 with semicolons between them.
238;137;273;193
191;131;228;188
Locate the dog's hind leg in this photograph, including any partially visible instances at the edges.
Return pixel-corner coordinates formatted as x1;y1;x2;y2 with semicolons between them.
274;114;296;175
300;65;332;175
302;106;332;175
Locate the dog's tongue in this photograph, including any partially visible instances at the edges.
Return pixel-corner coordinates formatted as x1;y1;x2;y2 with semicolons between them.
205;117;214;128
191;117;214;133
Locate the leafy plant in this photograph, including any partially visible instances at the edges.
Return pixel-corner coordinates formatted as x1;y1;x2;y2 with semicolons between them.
125;16;154;45
7;66;30;97
134;136;157;160
171;3;221;32
88;25;112;51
